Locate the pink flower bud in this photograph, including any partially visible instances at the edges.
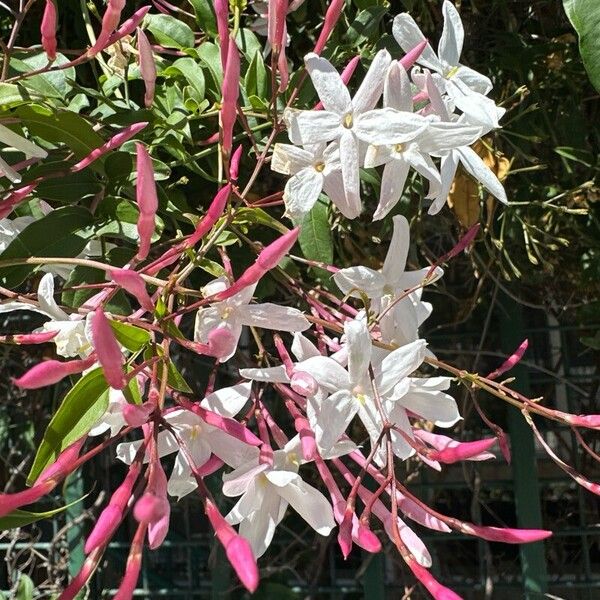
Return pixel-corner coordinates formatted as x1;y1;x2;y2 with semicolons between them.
428;437;497;464
122;402;154;427
290;371;318;397
91;308;125;389
40;0;58;61
135;142;159;260
110;268;154;312
88;0;126;57
294;415;317;461
564;413;600;429
225;535;260;593
109;6;151;45
0;182;38;218
71;122;148;172
58;547;104;600
256;227;299;270
355;522;382;553
13;356;95;389
399;40;428;70
196;454;225;476
86;463;141;554
134;459;170;549
113;524;146;600
214;0;229;69
37;438;86;484
337;509;353;559
269;0;287;50
3;330;58;345
206;326;236;358
205;500;259;592
0;479;55;518
407;560;462;600
460;523;552;544
221;37;240;158
134;493;164;523
487;339;528;380
278;44;289;91
136;28;156;107
230;145;242;181
427;223;480;279
313;0;345;55
186;184;231;248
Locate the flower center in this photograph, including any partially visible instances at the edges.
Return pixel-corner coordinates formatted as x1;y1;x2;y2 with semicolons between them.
314;161;326;173
343;112;354;129
189;424;202;440
287;451;300;468
446;66;459;78
394;143;405;154
220;306;233;320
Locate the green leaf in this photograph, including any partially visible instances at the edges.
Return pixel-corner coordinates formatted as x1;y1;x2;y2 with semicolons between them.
196;42;223;95
16;104;104;160
27;368;110;485
35;168;102;203
109;320;151;352
0;206;94;288
563;0;600;91
295;196;333;264
188;0;217;36
244;51;268;98
0;82;35;106
166;360;193;393
345;6;388;45
235;28;263;63
0;497;87;530
145;14;195;49
15;574;34;600
10;53;75;100
234;207;289;234
163;57;206;99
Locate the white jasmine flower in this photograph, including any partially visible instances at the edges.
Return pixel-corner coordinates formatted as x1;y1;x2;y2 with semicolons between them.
194;276;310;363
0;272;92;358
223;436;335;557
284;50;429;217
393;1;504;129
116;383;258;500
271;142;351;220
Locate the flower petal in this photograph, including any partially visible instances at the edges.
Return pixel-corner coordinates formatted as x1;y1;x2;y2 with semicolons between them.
356;108;428;145
384;62;413;113
457;146;508;203
392;14;443;73
277;478;335;535
315;389;358;450
304;52;352;115
202;381;252;417
352;49;391;114
382;215;410;284
378;339;426;394
284;108;341;145
235;304;310;332
333;266;384;298
271;143;314;175
339;130;362;217
297;355;350;392
283;166;324;219
438;0;464;68
373;160;411;221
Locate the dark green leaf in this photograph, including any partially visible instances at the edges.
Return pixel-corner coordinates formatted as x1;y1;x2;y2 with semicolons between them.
0;206;94;288
187;0;217;36
295;196;333;264
564;0;600;91
145;14;195;49
27;368;110;485
0;496;87;530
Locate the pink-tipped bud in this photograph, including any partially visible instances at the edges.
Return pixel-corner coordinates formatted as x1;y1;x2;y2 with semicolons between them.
290;371;318;397
487;339;528;380
314;55;360;110
122;402;154;427
205;500;259;593
407;560;462;600
3;330;58;345
313;0;345;55
269;0;287;50
429;437;497;464
427;223;480;279
206;326;236;358
71;122;148;172
91;308;125;389
563;413;600;429
37;437;86;484
230;145;242;181
110;268;154;312
221;37;240;158
0;479;55;518
41;0;58;61
355;522;382;553
294;415;317;461
135;142;159;261
214;0;229;69
113;524;146;600
137;28;156;107
225;535;260;593
0;182;38;218
88;0;126;57
278;44;289;91
399;40;428;70
134;493;164;523
459;523;552;544
196;454;225;476
13;356;94;389
58;547;104;600
338;509;353;559
257;227;299;270
109;6;152;45
186;184;231;248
